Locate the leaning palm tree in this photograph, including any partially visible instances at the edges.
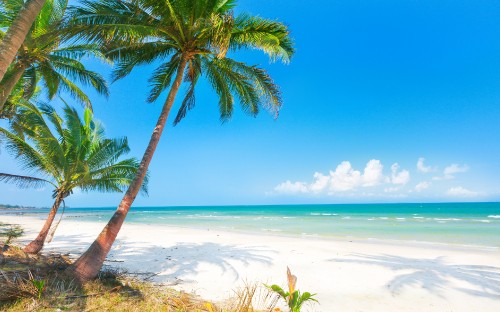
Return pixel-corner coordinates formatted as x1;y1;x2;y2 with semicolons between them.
0;0;109;114
66;0;293;280
0;0;51;81
0;101;147;254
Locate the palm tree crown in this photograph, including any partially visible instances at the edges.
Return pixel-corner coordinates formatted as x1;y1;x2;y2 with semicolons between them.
0;0;109;113
68;0;293;123
0;102;147;253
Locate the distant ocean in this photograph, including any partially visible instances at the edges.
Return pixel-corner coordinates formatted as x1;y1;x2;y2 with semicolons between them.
2;202;500;248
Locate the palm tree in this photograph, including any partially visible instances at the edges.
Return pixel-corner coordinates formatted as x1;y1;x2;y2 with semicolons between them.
66;0;293;281
0;0;50;82
0;101;148;254
0;0;108;114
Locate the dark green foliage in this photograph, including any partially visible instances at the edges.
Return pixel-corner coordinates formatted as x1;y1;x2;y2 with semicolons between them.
0;0;109;111
0;101;147;203
66;0;294;124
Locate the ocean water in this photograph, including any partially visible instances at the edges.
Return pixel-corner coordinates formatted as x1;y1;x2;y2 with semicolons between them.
2;202;500;247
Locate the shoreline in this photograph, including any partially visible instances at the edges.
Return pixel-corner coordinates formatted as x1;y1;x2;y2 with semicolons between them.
1;214;500;311
4;210;499;252
3;209;499;251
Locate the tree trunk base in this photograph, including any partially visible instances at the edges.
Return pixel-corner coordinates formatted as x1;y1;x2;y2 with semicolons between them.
23;240;43;254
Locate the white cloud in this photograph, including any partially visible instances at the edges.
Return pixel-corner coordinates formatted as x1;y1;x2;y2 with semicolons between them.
417;157;434;173
329;161;363;191
443;164;469;175
434;163;469;180
384;186;400;193
391;163;410;185
274;180;308;194
309;172;329;193
362;160;387;187
446;186;478;197
415;181;431;192
274;159;410;195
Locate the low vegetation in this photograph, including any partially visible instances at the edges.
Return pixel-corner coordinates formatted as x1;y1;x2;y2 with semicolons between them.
266;268;317;312
0;224;317;312
0;245;222;311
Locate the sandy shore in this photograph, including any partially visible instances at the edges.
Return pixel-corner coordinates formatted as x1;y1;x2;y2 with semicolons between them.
1;214;499;311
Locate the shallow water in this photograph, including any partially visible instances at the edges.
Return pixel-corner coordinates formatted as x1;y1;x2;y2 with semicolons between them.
2;202;500;247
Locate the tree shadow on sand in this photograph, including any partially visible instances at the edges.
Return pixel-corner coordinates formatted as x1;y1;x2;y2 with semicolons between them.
104;241;276;285
331;254;500;299
38;232;276;286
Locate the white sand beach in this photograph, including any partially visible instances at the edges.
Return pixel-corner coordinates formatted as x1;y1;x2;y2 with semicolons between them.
1;214;499;312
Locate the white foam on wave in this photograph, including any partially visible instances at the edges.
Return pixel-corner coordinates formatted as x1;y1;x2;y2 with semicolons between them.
261;228;282;232
433;218;462;221
473;219;491;223
488;215;500;219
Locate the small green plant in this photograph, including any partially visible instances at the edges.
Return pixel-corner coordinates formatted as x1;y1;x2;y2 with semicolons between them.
0;225;24;246
267;267;318;312
28;272;46;300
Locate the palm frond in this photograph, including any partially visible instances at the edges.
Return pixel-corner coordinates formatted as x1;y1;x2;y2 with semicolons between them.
0;127;59;178
0;173;53;189
231;14;294;63
65;0;163;44
223;58;282;116
109;42;177;82
47;55;109;97
173;56;201;125
203;57;234;121
147;53;181;102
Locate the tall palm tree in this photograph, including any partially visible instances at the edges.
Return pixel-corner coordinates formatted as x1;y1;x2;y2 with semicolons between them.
66;0;293;281
0;0;108;114
0;102;148;254
0;0;50;82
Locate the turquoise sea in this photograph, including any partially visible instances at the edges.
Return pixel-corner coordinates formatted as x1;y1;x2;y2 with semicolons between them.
2;202;500;247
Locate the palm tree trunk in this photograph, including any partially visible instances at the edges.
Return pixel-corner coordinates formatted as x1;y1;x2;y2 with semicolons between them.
0;0;46;82
0;63;27;112
24;192;63;254
70;55;189;281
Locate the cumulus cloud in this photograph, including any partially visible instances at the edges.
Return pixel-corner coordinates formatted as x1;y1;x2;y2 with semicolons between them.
363;160;387;186
384;186;400;193
415;181;431;192
274;180;308;194
326;160;387;191
417;157;434;173
274;159;410;195
309;172;329;193
443;164;469;175
390;163;410;185
446;186;478;197
434;163;469;180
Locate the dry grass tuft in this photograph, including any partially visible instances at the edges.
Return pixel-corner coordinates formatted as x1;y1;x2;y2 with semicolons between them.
224;281;280;312
0;244;221;311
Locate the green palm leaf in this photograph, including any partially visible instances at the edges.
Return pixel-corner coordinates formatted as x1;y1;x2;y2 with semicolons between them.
0;173;54;189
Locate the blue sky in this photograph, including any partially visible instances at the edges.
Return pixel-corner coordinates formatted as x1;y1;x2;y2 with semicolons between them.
1;0;500;207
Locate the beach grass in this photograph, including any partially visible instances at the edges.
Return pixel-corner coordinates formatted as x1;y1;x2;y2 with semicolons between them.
0;244;222;312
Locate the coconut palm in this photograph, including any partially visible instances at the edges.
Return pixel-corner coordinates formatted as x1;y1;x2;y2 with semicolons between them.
66;0;293;280
0;102;148;254
0;0;109;114
0;0;49;81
